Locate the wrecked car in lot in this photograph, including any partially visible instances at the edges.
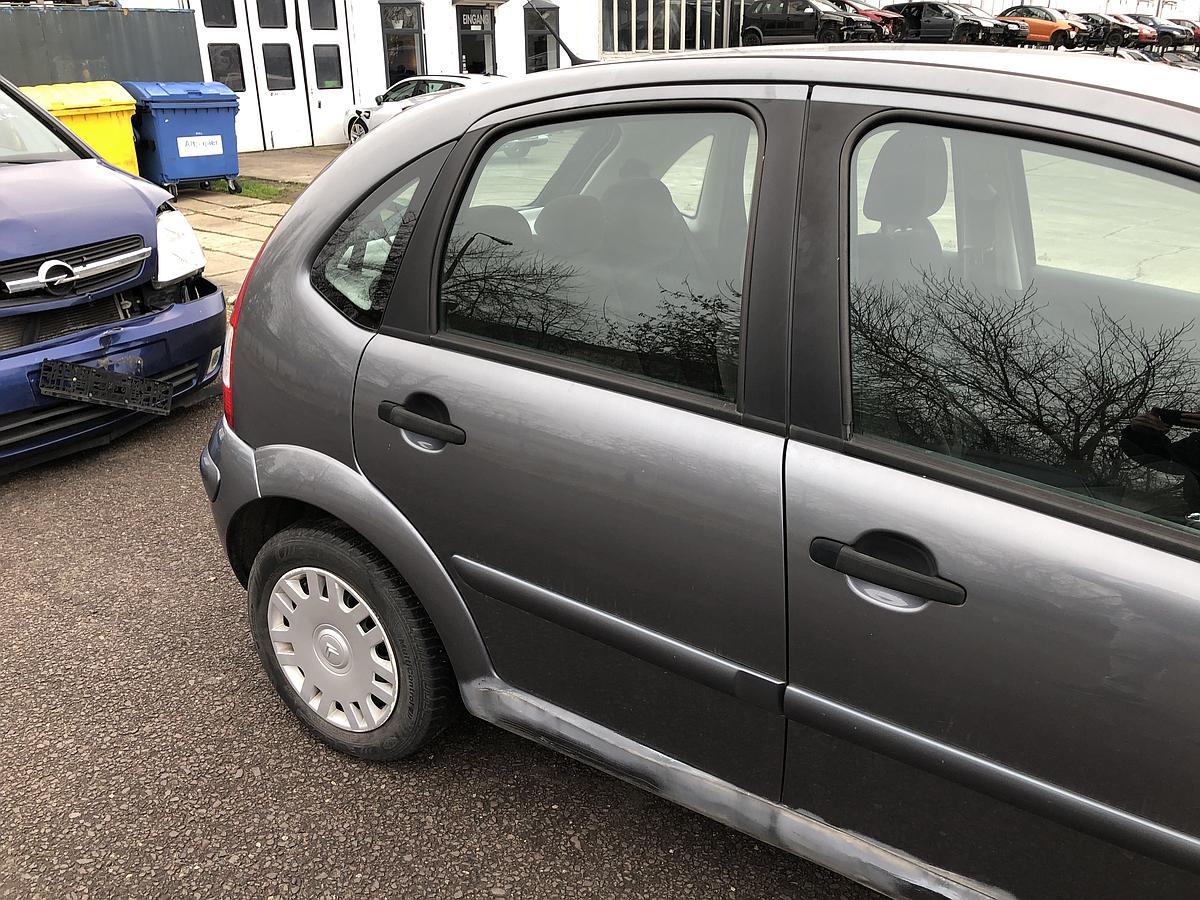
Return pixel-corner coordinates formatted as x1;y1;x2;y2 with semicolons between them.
0;75;224;474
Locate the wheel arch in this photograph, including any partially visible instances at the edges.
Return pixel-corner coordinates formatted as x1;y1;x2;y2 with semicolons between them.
228;443;496;685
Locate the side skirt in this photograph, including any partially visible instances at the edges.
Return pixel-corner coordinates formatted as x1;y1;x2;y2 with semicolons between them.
460;676;1016;900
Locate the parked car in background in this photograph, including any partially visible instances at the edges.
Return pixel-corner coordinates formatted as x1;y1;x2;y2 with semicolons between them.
343;74;496;143
1052;9;1095;47
1111;12;1160;44
884;1;990;42
1161;49;1200;69
740;0;878;43
1076;12;1137;48
1128;13;1194;48
825;0;909;39
997;6;1081;48
953;4;1022;43
1171;18;1200;44
203;42;1200;900
0;75;223;475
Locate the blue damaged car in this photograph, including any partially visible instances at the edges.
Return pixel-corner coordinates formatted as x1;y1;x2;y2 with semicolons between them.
0;75;225;474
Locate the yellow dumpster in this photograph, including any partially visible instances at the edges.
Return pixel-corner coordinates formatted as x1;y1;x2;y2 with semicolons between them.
20;81;139;176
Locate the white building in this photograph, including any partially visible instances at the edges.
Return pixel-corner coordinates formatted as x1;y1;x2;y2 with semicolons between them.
121;0;1200;152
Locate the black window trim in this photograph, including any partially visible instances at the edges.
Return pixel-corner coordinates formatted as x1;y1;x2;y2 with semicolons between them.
380;96;792;431
312;43;344;90
308;142;455;329
200;0;237;28
816;102;1200;563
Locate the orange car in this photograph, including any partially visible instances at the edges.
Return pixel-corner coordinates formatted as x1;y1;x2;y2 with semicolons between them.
997;4;1081;46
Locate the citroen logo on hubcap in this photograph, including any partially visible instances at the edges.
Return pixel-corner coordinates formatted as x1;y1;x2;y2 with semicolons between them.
313;625;352;674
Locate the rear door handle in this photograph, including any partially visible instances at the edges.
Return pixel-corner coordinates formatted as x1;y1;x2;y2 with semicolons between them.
378;400;466;445
810;537;966;606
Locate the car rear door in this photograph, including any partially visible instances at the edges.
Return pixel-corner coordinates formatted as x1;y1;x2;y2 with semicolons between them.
352;85;806;798
782;89;1200;898
789;0;820;39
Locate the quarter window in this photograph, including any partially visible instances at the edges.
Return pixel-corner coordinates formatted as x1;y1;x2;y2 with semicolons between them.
312;175;424;327
440;112;760;402
849;121;1200;533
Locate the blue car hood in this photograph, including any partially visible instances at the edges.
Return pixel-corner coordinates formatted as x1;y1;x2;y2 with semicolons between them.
0;159;168;263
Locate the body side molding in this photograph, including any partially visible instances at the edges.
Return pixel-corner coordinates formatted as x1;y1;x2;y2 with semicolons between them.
450;555;785;713
784;685;1200;874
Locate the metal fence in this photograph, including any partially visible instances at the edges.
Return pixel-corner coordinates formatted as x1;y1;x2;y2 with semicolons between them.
601;0;748;54
0;6;202;86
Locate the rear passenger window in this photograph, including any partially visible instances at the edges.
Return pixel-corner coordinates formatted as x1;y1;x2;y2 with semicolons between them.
311;149;445;327
849;121;1200;533
439;112;759;402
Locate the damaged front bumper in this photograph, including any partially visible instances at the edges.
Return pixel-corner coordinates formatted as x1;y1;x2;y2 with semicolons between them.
0;276;226;475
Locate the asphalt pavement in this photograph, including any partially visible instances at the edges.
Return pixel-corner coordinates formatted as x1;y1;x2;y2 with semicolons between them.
0;398;876;900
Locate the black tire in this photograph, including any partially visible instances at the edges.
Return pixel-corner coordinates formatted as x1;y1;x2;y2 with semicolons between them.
1159;33;1176;50
818;22;842;42
247;520;460;760
228;178;241;195
890;20;907;41
348;118;368;143
1105;30;1122;48
1050;29;1066;49
741;29;763;46
951;24;974;44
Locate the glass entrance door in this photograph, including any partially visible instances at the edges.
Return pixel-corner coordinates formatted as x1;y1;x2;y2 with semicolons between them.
456;5;496;74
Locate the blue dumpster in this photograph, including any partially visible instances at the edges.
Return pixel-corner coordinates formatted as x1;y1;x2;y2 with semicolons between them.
120;81;240;197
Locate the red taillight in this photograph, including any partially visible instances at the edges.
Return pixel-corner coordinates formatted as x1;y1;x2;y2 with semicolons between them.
222;235;270;428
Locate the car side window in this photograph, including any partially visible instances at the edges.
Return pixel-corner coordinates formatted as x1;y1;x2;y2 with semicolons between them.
849;120;1200;534
439;111;760;402
384;82;415;102
311;149;444;328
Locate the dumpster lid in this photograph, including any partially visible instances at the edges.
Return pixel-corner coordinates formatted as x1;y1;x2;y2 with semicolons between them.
21;81;136;114
120;81;238;105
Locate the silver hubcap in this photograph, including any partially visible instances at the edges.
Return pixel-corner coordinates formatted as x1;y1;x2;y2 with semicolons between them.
267;567;400;732
350;122;366;142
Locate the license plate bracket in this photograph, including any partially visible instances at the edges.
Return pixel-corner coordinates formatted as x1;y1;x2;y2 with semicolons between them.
38;358;173;416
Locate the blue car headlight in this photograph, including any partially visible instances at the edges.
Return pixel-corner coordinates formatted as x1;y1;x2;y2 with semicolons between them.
154;208;206;288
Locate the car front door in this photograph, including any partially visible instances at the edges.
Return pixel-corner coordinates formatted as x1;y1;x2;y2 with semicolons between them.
789;0;820;39
921;3;955;39
782;91;1200;898
352;88;805;798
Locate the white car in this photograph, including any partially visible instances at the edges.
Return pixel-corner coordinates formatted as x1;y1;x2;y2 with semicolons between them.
343;74;496;143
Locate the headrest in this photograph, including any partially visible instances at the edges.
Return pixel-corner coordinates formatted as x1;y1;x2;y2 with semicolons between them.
455;204;532;247
862;129;948;226
601;177;685;263
535;195;604;258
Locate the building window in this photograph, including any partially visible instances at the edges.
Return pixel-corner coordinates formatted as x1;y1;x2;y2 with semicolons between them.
257;0;287;28
456;5;496;75
207;43;246;92
200;0;236;28
309;0;337;30
524;3;560;72
380;3;425;86
262;44;296;90
313;45;344;89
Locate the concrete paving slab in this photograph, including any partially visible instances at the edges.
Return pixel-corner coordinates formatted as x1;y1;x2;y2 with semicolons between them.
200;248;255;277
238;145;343;183
250;202;293;216
194;192;269;209
211;272;246;302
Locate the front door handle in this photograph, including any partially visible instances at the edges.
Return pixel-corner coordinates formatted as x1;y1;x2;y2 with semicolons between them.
378;400;466;445
810;537;966;606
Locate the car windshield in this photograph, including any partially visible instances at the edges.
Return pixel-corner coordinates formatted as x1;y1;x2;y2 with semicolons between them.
810;0;844;13
0;89;77;164
957;6;991;16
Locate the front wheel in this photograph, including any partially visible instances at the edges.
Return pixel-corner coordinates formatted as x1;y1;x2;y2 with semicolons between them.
818;22;842;42
348;118;368;143
1105;30;1122;48
890;20;908;40
1159;33;1177;49
951;25;975;44
1050;29;1067;49
741;29;763;45
248;521;460;760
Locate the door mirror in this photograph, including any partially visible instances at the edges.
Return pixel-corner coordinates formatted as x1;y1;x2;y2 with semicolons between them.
375;94;384;105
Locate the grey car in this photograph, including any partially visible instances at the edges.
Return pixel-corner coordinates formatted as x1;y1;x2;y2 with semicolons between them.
202;45;1200;899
